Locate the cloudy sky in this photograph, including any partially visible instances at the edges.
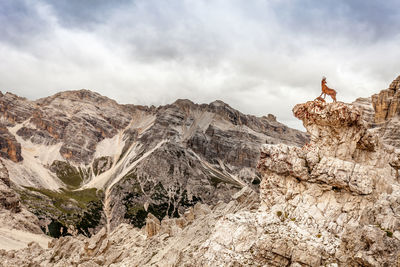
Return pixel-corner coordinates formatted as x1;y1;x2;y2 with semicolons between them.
1;0;400;129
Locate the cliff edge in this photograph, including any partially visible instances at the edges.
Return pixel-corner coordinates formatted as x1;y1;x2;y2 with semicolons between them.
256;101;400;265
2;100;400;266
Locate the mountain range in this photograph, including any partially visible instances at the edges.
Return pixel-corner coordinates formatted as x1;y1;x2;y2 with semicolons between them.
0;90;307;238
1;75;400;266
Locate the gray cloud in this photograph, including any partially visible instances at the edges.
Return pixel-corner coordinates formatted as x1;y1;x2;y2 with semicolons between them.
40;0;131;28
0;0;51;47
0;0;400;130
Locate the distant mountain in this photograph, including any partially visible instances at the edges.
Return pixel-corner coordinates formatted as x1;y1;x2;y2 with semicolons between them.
0;90;308;237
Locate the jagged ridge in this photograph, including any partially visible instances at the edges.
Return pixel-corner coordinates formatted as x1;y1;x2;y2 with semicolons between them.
0;89;307;237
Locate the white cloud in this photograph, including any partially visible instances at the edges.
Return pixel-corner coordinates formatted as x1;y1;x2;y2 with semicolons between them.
1;0;400;130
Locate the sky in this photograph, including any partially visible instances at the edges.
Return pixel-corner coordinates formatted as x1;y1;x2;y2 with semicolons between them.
1;0;400;130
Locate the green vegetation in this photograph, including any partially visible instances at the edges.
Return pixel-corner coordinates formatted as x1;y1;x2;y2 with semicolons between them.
386;230;393;238
18;187;103;238
122;172;148;228
276;211;283;217
24;187;100;211
122;172;201;228
376;224;394;238
51;160;83;188
47;220;68;238
125;204;148;228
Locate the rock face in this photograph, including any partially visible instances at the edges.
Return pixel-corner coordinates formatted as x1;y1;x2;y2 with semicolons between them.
372;75;400;123
354;75;400;148
0;160;20;212
4;99;400;266
0;187;259;266
256;101;400;265
370;75;400;148
0;126;22;163
0;159;44;243
0;90;308;236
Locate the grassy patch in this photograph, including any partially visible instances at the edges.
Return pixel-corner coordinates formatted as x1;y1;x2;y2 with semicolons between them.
121;172;201;228
19;187;103;238
125;204;148;228
51;160;83;188
24;187;100;211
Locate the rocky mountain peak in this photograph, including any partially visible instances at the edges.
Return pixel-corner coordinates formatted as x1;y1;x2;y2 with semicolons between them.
389;75;400;91
209;99;227;107
172;98;196;107
256;100;400;265
0;89;308;241
36;89;120;107
293;101;365;161
372;75;400;123
4;98;400;266
5;72;400;266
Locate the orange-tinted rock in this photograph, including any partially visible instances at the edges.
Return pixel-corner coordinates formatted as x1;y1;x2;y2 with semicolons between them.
354;75;400;148
0;126;23;163
145;213;160;238
372;75;400;123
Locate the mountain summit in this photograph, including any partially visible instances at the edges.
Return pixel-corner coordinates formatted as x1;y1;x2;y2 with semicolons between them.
2;76;400;265
0;90;307;237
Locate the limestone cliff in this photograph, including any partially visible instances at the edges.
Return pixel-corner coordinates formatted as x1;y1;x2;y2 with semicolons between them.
0;90;308;237
0;159;50;250
255;101;400;265
372;75;400;123
0;126;22;163
354;74;400;148
3;100;400;266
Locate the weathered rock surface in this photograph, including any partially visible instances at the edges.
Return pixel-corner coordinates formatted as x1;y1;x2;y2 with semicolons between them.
0;89;308;235
0;187;259;266
255;101;400;265
0;126;22;163
4;99;400;266
372;75;400;123
0;160;21;213
354;74;400;148
0;159;49;251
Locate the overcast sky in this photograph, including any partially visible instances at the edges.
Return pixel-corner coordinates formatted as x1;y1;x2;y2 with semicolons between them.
1;0;400;130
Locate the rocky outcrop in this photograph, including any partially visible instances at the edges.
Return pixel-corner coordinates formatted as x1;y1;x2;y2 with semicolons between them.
0;126;22;163
3;99;400;266
255;101;400;265
0;187;258;266
353;75;400;148
1;89;308;235
372;75;400;123
0;160;20;212
0;159;43;235
0;90;307;166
